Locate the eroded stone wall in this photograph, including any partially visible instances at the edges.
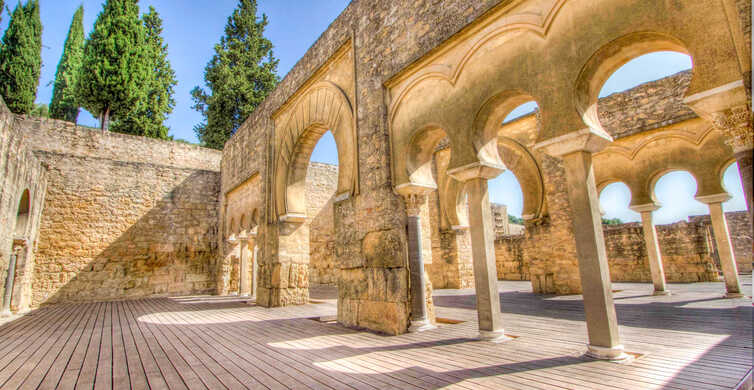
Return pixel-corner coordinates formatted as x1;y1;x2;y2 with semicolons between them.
19;118;222;306
307;162;338;285
496;212;751;284
0;103;47;313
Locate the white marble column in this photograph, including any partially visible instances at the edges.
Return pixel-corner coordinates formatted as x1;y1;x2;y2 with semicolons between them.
696;193;743;298
537;130;628;361
629;203;669;295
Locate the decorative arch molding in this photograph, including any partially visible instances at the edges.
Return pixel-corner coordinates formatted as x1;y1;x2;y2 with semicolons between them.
386;0;568;126
597;126;717;160
274;81;357;220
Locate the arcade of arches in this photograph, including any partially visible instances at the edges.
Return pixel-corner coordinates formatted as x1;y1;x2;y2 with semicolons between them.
0;0;752;365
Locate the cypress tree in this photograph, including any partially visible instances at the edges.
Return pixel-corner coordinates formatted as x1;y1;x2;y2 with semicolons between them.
49;6;85;123
111;6;176;139
0;0;42;115
191;0;279;149
76;0;149;131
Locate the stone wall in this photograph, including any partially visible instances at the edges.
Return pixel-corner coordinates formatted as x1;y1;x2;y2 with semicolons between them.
496;212;751;284
307;162;338;285
17;117;223;306
688;212;752;274
0;102;47;313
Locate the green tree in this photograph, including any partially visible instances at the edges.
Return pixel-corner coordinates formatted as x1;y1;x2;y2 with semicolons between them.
29;103;48;118
191;0;279;149
601;217;624;225
49;5;85;123
76;0;149;131
111;6;176;139
0;0;42;115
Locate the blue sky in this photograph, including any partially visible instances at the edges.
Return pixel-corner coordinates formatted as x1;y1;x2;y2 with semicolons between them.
2;2;746;224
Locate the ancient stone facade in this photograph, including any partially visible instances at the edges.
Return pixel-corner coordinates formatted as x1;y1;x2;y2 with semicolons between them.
0;0;750;344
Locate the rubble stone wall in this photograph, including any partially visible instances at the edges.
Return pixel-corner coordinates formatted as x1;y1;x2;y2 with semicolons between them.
19;118;223;306
496;212;751;284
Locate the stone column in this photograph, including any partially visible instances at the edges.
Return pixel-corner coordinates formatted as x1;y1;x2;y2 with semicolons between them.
252;245;258;300
2;239;27;317
446;164;508;342
239;234;251;297
696;193;743;298
398;185;436;333
536;130;628;361
629;203;669;295
247;232;257;300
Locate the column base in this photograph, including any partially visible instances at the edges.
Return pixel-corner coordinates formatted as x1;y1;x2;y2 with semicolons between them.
408;319;436;333
652;290;671;296
0;310;12;318
586;344;633;362
478;329;511;343
724;292;744;299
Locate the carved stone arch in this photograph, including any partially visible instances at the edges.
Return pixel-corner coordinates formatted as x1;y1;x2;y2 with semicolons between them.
647;168;704;204
275;81;357;220
574;31;692;137
471;90;539;171
405;125;450;188
497;137;545;221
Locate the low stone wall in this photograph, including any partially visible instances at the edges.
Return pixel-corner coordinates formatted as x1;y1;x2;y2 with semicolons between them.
19;118;223;306
496;211;751;284
0;102;47;313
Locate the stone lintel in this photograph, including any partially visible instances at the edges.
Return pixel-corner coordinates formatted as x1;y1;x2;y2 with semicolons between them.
279;213;307;223
695;193;732;205
446;161;505;182
682;80;746;113
629;203;661;213
534;128;613;157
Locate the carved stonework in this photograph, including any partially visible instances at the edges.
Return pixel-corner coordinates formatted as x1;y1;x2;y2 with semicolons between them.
712;105;753;152
402;194;427;217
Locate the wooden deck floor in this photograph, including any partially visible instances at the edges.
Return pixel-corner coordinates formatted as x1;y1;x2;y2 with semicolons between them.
0;277;751;390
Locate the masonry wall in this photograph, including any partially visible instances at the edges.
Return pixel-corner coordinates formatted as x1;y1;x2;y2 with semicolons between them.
19;118;223;306
496;212;751;284
0;103;47;313
307;162;339;285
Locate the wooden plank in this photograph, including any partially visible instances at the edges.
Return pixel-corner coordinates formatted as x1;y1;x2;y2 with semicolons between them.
57;302;104;390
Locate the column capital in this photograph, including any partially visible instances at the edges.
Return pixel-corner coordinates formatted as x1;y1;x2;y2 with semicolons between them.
629;203;661;213
446;161;505;182
695;193;732;205
396;183;434;217
534;128;613;157
683;80;752;153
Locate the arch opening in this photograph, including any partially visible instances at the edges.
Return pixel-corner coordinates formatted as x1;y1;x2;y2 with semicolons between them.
305;130;341;289
721;162;748;213
599;182;639;224
15;190;30;237
652;171;707;225
575;32;693;137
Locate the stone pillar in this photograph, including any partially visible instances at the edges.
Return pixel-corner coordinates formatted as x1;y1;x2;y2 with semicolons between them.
446;163;508;342
696;193;743;298
536;130;628;361
629;203;669;295
239;234;251;297
734;149;752;224
3;239;27;317
398;185;436;333
466;178;508;341
249;234;258;300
